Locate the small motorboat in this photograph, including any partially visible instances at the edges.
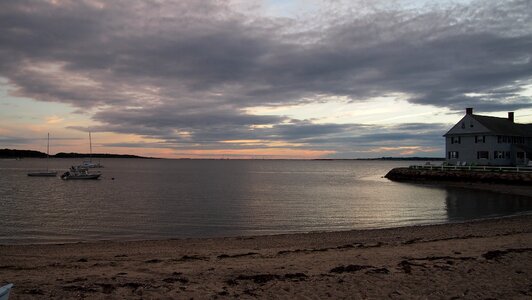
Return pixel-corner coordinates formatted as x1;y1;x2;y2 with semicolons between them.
61;166;101;180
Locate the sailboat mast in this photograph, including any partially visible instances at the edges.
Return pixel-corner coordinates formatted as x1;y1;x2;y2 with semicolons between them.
46;133;50;171
89;131;92;162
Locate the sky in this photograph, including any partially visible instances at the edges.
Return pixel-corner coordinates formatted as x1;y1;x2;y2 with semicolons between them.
0;0;531;159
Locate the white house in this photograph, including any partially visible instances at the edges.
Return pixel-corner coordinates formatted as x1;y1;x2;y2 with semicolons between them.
444;108;532;166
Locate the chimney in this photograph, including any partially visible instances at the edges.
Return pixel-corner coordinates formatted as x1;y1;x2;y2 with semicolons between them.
466;108;473;115
508;112;514;123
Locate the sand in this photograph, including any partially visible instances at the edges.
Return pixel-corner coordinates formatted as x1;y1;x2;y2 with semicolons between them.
0;213;530;299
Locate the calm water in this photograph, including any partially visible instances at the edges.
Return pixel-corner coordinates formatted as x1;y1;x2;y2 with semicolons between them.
0;158;531;244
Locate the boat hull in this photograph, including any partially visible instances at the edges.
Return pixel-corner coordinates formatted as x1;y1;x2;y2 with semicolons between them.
0;283;13;300
61;174;101;180
27;172;57;177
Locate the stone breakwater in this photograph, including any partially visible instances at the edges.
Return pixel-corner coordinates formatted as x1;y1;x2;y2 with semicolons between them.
385;167;532;185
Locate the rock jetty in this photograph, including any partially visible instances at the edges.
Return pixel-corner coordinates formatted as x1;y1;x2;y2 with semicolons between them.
385;167;532;185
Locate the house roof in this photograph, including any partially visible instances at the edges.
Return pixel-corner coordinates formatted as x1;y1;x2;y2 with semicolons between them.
470;114;532;136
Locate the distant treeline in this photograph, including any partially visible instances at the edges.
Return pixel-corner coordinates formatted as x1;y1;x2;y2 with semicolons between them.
315;157;445;161
0;148;48;158
54;152;154;159
378;157;445;161
0;149;156;159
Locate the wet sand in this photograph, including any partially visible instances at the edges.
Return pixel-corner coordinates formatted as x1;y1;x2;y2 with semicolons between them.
1;213;531;299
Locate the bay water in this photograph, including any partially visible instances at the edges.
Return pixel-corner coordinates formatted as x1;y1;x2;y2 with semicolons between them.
1;158;531;244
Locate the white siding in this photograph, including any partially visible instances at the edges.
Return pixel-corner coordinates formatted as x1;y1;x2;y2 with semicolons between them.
445;115;490;135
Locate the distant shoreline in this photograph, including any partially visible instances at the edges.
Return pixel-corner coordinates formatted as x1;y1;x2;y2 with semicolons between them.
314;157;445;161
1;148;444;161
0;148;158;159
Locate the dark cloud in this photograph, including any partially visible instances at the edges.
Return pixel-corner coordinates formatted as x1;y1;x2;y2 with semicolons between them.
0;136;82;148
1;0;531;157
94;120;448;159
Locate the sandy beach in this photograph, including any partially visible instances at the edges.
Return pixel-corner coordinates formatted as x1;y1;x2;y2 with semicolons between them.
1;212;531;299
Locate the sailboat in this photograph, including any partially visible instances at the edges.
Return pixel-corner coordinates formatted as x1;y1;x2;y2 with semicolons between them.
80;131;103;168
27;133;58;177
60;131;102;180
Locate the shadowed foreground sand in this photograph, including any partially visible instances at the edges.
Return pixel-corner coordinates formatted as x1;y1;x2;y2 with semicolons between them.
1;215;531;299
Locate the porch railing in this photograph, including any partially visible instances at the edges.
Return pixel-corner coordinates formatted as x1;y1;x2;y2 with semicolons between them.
409;164;532;173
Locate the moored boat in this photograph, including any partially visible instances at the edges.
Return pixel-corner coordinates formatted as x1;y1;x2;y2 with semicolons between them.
27;133;58;177
78;131;104;168
61;166;101;180
80;160;103;168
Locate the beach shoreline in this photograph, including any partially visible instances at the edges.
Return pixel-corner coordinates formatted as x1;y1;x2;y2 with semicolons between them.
1;213;531;299
2;180;531;298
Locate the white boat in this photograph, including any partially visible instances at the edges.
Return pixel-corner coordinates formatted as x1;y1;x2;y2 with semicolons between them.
27;133;58;177
80;160;103;168
0;283;13;300
61;166;101;180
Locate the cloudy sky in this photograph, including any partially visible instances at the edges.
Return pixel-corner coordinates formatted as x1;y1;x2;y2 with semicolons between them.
0;0;531;158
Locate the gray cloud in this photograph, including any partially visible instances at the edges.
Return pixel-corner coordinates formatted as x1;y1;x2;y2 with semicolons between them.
1;0;531;157
0;136;82;149
94;120;449;159
0;136;33;145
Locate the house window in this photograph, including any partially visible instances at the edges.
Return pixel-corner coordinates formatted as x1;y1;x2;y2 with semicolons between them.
511;136;523;144
475;136;486;143
499;136;526;144
477;151;489;159
448;151;459;159
517;152;525;160
450;136;461;144
494;151;505;159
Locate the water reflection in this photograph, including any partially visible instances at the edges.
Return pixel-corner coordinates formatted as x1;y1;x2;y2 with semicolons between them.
445;187;532;221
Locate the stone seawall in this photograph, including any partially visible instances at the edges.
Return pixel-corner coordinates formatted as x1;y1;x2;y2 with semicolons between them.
385;167;532;185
